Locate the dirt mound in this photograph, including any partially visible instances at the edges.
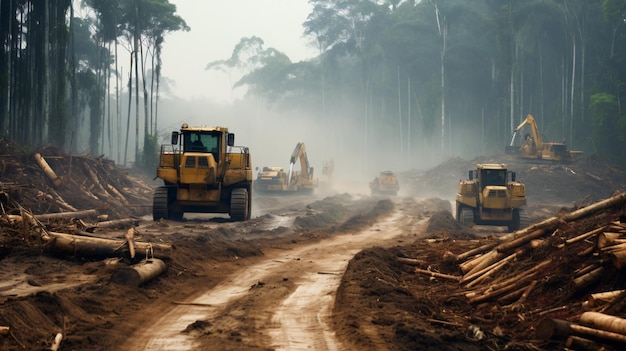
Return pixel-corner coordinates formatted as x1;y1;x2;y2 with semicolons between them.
426;210;478;240
334;245;483;351
335;190;626;350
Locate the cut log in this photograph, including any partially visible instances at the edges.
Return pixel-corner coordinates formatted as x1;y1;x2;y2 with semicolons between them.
573;267;605;293
106;184;129;205
455;241;499;262
467;279;525;304
496;228;547;253
465;259;552;304
589;290;626;308
602;293;626;318
125;228;136;259
499;191;626;248
110;258;167;286
34;209;98;221
567;226;607;245
95;218;138;229
460;250;504;275
43;231;172;259
565;336;605;351
597;232;626;249
50;332;62;351
397;257;427;267
580;312;626;336
462;249;524;287
0;326;8;335
33;153;62;187
609;249;626;270
516;279;538;305
49;189;78;212
538;317;626;344
414;268;461;282
575;263;602;278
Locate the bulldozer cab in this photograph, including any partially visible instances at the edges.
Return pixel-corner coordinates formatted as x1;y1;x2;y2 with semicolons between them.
479;168;507;189
183;131;218;153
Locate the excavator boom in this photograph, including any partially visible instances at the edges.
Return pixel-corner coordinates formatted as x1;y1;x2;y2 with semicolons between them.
506;114;579;163
256;142;318;194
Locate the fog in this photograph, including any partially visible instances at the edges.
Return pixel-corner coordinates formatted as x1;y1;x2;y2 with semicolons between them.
69;1;503;193
152;94;476;194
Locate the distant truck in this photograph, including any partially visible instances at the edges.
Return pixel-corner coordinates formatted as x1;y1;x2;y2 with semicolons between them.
370;171;399;196
456;163;528;232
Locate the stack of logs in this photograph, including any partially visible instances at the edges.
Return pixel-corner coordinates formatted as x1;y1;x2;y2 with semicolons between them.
414;191;626;350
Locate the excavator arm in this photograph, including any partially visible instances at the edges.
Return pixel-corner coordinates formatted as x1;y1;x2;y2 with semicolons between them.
287;142;314;186
512;114;544;147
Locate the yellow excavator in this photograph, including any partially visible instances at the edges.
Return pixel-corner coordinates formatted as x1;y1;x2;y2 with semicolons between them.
254;142;318;194
506;114;580;162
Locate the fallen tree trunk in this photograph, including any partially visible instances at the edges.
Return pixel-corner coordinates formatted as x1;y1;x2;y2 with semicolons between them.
454;241;499;262
565;335;605;351
597;232;626;249
580;312;626;336
500;191;626;247
110;258;167;286
95;218;138;229
43;231;172;259
460;250;504;275
537;317;626;345
414;268;460;282
609;249;626;270
589;290;625;308
125;228;136;259
35;209;98;221
33;153;62;187
573;266;606;293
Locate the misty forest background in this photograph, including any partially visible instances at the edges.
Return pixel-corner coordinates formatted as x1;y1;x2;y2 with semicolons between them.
1;0;626;180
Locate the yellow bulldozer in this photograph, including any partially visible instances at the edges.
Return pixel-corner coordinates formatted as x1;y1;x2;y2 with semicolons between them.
505;114;580;162
153;123;252;221
254;142;318;194
370;171;399;196
456;163;528;232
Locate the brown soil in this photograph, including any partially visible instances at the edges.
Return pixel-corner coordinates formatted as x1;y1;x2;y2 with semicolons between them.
1;141;626;351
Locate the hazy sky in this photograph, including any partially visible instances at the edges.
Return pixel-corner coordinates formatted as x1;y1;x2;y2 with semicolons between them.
159;1;317;103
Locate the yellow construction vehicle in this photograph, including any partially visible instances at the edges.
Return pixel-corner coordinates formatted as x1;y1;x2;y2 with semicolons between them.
254;142;318;193
153;123;252;221
254;166;288;192
506;114;580;162
456;163;528;232
370;171;399;196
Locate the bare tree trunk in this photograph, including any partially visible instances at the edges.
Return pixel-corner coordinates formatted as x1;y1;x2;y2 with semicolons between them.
43;0;50;144
133;1;140;166
124;55;133;167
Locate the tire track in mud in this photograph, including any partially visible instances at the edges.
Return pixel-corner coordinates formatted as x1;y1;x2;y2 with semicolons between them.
124;202;422;351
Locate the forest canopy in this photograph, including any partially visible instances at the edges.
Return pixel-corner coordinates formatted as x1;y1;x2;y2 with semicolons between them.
1;0;626;170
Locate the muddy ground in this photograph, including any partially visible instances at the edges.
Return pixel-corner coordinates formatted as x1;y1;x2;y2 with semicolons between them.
1;140;626;351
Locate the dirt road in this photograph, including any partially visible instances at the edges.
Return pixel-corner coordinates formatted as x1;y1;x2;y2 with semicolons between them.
123;196;424;351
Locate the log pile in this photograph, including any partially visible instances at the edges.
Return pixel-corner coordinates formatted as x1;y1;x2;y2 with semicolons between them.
411;191;626;350
0;196;172;261
0;141;153;219
0;140;167;262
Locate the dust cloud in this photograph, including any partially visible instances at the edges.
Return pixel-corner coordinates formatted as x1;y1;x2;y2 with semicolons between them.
154;93;488;194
